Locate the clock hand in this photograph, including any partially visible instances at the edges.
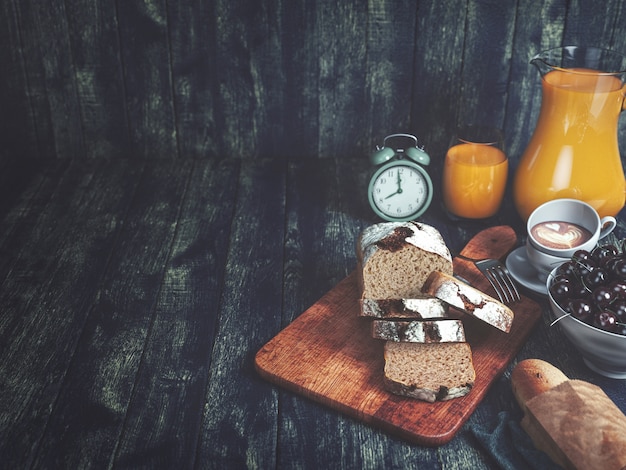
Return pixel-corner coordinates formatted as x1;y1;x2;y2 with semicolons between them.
385;188;403;199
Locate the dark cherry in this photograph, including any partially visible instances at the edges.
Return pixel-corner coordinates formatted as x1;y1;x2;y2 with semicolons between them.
556;261;580;278
569;280;589;298
611;300;626;321
593;310;618;332
591;244;619;263
567;298;594;322
599;255;619;273
572;249;592;262
609;281;626;300
575;258;596;276
550;279;573;301
582;268;609;290
592;285;614;308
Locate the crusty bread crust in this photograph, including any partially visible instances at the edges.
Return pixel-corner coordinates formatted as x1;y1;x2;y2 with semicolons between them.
511;359;568;411
512;360;626;469
359;298;449;319
356;222;453;299
422;271;514;333
372;319;466;343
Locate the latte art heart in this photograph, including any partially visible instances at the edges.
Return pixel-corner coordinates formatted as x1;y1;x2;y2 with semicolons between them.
531;221;593;250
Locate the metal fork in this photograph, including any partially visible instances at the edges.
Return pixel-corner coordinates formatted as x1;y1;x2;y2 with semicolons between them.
456;255;521;304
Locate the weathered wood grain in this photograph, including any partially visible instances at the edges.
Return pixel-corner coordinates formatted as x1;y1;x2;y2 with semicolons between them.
364;0;417;143
316;2;370;157
0;1;39;160
3;0;626;162
0;160;144;465
166;1;218;159
116;0;178;159
112;159;240;468
28;160;191;468
196;159;287;468
6;0;82;159
64;0;131;159
459;0;517;130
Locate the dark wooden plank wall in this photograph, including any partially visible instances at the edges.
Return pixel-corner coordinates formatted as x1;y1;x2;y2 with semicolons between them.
2;0;626;164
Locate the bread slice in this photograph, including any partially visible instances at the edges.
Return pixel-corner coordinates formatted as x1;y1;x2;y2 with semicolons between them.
357;222;453;299
372;319;466;343
422;271;514;333
383;341;475;402
359;298;449;319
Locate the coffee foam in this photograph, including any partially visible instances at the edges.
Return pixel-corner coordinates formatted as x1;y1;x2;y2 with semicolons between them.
531;221;593;250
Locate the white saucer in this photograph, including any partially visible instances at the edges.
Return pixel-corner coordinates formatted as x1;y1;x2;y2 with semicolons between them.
505;246;547;295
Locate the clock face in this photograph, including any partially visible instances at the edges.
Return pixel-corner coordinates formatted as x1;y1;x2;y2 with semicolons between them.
368;161;433;221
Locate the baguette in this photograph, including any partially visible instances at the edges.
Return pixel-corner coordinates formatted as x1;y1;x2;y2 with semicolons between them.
511;358;568;412
511;359;626;469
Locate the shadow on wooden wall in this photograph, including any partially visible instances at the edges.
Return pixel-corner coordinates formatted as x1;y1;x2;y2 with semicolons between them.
2;0;626;164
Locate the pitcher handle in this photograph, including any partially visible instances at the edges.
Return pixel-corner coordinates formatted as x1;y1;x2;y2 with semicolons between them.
600;216;617;239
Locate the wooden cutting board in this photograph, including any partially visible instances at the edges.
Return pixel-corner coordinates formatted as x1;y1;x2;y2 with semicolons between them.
255;226;542;446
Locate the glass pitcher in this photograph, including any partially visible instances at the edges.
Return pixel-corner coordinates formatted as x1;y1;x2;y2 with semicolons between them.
513;46;626;221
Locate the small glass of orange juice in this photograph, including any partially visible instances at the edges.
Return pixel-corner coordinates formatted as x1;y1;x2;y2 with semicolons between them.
442;126;508;219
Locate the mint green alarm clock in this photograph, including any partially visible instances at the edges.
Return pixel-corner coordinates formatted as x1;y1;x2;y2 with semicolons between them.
368;134;433;221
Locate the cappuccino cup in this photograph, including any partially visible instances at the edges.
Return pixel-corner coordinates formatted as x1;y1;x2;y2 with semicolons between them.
526;198;616;278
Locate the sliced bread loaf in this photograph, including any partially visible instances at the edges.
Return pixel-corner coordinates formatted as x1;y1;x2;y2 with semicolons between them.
422;271;514;333
359;298;449;319
357;222;453;298
383;341;475;402
372;319;465;343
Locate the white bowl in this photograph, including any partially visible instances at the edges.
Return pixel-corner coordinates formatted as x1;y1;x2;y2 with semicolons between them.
546;267;626;379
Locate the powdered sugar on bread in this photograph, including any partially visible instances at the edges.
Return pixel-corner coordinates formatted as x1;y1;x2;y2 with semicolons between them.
359;298;449;319
358;221;452;267
422;271;514;333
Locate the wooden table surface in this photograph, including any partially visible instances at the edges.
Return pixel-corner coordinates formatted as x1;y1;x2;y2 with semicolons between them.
1;157;625;469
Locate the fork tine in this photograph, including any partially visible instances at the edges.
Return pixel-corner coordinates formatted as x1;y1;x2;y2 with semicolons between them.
471;258;521;304
489;264;520;303
498;265;521;302
484;267;508;303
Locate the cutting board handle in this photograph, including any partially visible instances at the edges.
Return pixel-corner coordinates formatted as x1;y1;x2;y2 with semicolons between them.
459;225;519;261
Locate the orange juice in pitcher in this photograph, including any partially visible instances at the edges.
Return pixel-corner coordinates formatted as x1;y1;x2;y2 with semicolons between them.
513;46;626;221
